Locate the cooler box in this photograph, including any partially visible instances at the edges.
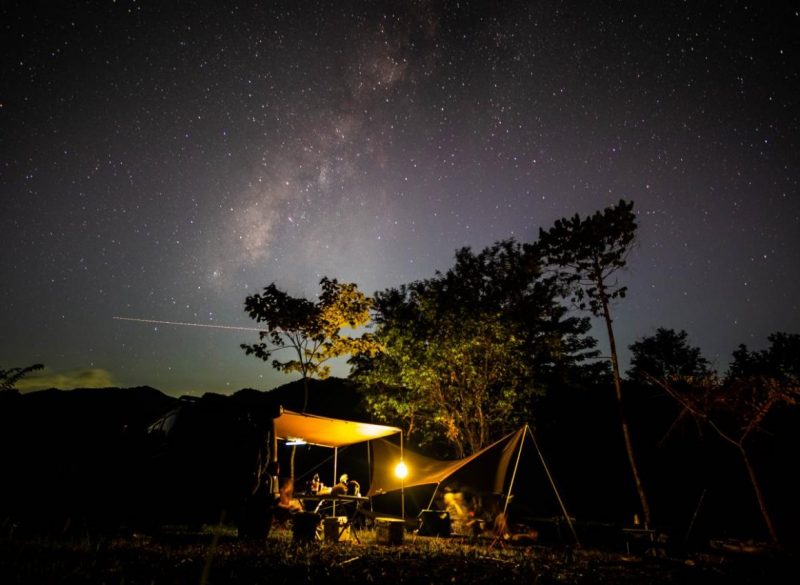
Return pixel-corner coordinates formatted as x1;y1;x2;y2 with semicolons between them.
375;517;405;545
323;516;351;542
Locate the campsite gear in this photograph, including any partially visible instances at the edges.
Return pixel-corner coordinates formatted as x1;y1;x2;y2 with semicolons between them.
375;517;405;545
323;516;352;542
368;425;580;546
417;509;451;537
274;409;403;517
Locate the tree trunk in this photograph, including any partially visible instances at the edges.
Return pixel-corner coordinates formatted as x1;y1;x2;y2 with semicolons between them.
739;443;779;544
292;375;309;482
599;283;652;528
302;374;309;413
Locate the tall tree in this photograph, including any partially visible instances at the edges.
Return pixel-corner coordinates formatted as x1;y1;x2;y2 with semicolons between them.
627;328;711;383
536;199;652;527
353;240;597;456
242;277;378;478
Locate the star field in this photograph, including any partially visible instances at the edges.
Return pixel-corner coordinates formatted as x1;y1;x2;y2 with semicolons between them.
2;1;799;395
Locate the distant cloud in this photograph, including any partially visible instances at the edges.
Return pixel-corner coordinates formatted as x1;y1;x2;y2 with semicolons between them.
16;368;116;392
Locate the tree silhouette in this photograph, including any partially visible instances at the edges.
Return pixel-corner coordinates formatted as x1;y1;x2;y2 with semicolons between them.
0;364;44;393
651;352;799;545
537;200;652;527
627;328;711;383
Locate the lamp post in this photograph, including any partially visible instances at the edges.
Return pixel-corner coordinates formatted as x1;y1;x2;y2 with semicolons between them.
394;460;408;520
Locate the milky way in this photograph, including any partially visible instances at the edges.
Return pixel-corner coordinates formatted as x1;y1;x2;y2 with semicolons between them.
2;2;799;395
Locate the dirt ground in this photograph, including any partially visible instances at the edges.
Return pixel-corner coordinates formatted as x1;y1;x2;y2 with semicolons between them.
1;525;795;585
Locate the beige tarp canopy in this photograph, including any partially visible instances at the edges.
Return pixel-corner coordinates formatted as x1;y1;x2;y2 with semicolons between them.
368;428;525;496
274;409;401;448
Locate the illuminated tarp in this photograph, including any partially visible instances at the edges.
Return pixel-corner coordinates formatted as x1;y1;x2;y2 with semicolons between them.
368;428;525;496
274;409;401;448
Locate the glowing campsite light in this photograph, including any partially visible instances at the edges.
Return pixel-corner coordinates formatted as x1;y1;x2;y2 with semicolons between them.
285;437;307;446
395;460;408;521
394;460;408;479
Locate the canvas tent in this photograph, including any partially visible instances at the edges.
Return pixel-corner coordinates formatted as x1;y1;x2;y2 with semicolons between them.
369;425;578;543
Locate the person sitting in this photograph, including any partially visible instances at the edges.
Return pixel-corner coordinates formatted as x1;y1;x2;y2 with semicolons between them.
347;479;361;497
443;490;468;535
331;473;349;496
274;477;304;527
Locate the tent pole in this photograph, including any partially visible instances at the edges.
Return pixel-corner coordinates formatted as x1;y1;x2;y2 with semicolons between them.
367;440;373;512
400;431;405;521
333;446;338;516
426;482;440;511
527;426;580;547
502;428;526;518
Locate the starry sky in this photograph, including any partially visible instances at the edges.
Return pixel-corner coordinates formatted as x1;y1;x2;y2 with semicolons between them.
2;1;799;396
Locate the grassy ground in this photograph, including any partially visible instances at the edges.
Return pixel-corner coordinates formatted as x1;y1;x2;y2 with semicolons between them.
0;524;794;584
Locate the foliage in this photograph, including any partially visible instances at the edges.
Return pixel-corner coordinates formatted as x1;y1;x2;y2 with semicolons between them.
652;331;800;544
0;364;43;393
241;277;378;410
627;328;712;383
352;240;597;457
535;199;636;316
727;332;800;383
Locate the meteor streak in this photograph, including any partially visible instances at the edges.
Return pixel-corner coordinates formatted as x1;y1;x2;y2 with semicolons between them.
113;316;265;332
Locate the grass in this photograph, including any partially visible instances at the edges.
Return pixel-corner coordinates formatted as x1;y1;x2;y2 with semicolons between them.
0;522;794;584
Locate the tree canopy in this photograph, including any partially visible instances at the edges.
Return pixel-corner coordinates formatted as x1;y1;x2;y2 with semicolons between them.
352;239;597;457
627;328;712;383
242;277;378;412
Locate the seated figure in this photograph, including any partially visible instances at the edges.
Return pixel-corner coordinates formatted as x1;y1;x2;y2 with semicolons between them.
331;473;349;496
274;477;304;526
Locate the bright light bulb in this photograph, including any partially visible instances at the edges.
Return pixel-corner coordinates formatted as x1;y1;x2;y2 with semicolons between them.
394;461;408;479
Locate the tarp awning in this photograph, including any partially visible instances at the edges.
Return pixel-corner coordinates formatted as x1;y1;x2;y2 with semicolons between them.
274;409;401;448
368;428;526;495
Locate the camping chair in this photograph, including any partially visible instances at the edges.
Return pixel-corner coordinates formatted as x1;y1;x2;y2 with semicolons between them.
488;512;510;550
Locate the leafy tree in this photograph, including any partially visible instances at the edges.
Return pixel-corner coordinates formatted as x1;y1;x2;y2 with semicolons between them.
353;240;597;457
652;334;800;544
241;277;378;477
0;364;43;393
728;332;800;383
627;328;712;383
536;199;652;527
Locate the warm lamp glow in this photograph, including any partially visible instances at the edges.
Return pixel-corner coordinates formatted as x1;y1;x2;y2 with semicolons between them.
394;460;408;479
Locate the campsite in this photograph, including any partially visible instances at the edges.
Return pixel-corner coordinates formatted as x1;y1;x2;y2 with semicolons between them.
1;378;797;584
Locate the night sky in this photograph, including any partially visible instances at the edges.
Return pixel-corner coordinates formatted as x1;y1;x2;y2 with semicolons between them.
3;1;799;396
